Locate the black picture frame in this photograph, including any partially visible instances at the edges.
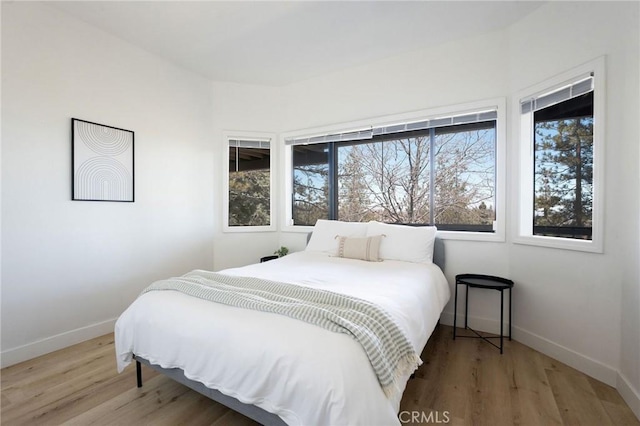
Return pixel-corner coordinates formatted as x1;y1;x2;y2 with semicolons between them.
72;118;135;202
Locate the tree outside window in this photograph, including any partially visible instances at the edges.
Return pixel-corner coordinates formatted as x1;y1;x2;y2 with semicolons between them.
226;136;273;230
533;92;593;240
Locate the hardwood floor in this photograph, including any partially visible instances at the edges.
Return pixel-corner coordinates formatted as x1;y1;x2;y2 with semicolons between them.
1;325;638;425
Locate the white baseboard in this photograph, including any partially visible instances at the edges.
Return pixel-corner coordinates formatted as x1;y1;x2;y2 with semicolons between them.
439;311;618;386
1;318;117;368
617;372;640;421
512;325;618;386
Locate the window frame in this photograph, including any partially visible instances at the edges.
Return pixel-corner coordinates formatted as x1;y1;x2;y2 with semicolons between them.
513;57;605;253
281;98;507;242
222;130;276;233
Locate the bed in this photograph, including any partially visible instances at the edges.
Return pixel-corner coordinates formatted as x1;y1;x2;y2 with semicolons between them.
115;220;450;425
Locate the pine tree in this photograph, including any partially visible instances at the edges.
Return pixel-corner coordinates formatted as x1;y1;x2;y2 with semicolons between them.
534;117;593;233
228;169;271;226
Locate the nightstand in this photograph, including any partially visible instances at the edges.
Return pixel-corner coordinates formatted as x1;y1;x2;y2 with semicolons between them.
453;273;514;354
260;255;279;263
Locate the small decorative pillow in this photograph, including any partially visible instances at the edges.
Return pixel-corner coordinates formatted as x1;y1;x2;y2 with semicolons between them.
335;234;384;262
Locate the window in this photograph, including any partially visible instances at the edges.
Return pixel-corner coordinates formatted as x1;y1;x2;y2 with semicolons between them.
534;91;593;239
284;100;505;240
515;58;604;252
223;132;275;232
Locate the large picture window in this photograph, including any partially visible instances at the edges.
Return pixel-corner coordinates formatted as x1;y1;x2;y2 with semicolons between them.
286;103;503;237
515;57;604;252
223;132;275;232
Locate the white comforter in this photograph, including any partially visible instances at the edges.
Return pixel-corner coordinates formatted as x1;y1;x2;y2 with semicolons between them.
115;251;450;426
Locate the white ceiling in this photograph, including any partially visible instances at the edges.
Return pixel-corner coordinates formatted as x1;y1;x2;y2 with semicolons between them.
48;1;544;87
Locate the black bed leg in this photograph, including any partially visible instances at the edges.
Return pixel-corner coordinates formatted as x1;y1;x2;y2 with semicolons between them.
136;360;142;388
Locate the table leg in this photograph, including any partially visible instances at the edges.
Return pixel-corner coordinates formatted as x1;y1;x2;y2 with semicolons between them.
509;287;512;340
453;282;458;340
464;285;469;330
136;360;142;388
500;289;504;354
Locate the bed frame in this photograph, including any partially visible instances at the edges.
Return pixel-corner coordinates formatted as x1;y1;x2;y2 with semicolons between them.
133;236;445;425
134;356;287;425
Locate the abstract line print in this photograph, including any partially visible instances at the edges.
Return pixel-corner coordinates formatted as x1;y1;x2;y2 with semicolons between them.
72;119;134;202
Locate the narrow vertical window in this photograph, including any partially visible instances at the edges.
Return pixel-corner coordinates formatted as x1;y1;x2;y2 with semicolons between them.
224;134;275;231
534;91;593;239
516;57;604;252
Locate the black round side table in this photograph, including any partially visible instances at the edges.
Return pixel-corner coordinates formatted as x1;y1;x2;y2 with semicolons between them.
453;273;514;354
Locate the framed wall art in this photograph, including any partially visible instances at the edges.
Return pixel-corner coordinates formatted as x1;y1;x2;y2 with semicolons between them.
72;118;134;202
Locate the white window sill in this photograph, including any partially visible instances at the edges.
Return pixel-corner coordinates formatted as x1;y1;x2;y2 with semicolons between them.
223;225;276;233
437;230;505;242
513;235;603;253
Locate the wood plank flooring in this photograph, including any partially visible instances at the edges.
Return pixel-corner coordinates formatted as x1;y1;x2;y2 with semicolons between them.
2;325;638;425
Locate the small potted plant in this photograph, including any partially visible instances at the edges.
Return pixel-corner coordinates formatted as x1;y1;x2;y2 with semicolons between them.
274;246;289;257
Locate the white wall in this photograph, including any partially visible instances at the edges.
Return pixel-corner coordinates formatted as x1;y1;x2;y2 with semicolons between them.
506;2;640;414
1;2;215;366
621;3;640;412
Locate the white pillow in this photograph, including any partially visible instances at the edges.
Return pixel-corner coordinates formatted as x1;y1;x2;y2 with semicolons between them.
366;221;437;264
305;220;367;255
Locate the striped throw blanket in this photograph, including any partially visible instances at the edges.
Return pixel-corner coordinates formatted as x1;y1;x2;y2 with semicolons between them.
141;270;422;399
